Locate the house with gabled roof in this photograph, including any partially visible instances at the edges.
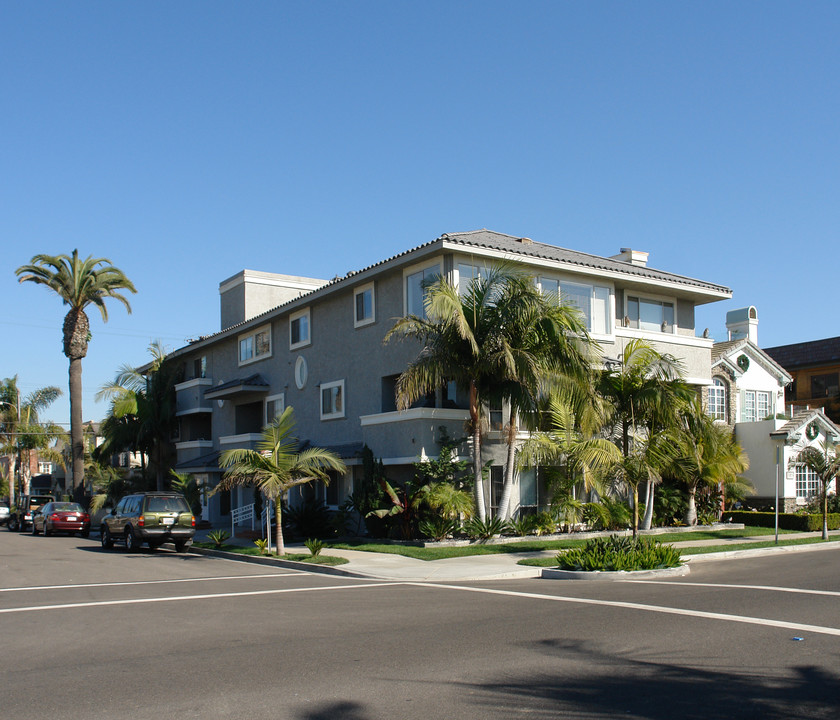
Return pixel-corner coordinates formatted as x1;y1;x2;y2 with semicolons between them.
161;229;731;525
706;307;838;510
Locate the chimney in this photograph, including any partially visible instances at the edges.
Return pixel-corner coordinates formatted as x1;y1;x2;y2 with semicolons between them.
611;248;648;267
726;306;759;344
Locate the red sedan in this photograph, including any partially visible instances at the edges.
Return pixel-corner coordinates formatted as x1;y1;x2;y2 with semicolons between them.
31;502;91;538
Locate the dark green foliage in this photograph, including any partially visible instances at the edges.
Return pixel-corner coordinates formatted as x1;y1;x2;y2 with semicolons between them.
556;535;682;571
805;494;840;514
652;483;687;526
505;514;538;537
463;516;506;540
722;511;840;532
418;516;460;541
285;499;335;539
413;433;470;490
304;538;324;557
583;498;631;531
207;529;230;548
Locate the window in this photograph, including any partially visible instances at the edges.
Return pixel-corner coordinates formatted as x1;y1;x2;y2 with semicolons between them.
757;391;771;420
354;284;375;327
708;379;727;421
290;309;310;349
193;356;207;379
457;262;490;296
405;264;440;317
519;467;540;516
810;373;839;399
743;391;756;423
796;464;820;499
489;394;503;431
238;325;271;365
540;277;611;335
489;466;504;513
626;296;675;333
743;390;771;422
38;462;52;475
265;394;285;425
320;380;345;420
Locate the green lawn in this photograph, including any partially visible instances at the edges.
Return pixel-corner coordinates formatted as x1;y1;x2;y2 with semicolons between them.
328;526;796;562
192;542;349;566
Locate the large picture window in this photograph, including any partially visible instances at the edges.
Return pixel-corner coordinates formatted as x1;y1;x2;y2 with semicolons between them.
626;296;675;333
540;277;611;335
405;264;440;318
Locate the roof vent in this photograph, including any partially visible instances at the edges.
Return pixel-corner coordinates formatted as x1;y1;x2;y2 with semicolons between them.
610;248;649;267
519;237;533;244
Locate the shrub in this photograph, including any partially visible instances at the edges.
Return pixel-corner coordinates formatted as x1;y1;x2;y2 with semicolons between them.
463;516;506;541
304;538;324;557
285;499;335;539
207;529;230;548
418;516;460;541
534;511;557;536
254;538;270;555
556;535;682;571
722;510;840;532
505;515;538;537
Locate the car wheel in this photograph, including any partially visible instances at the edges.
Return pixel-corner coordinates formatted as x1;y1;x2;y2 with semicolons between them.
31;521;39;536
124;529;140;552
174;539;189;553
8;517;18;532
44;523;52;537
101;526;114;550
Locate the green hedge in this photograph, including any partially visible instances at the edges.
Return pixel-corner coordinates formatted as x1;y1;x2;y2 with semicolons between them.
722;511;840;531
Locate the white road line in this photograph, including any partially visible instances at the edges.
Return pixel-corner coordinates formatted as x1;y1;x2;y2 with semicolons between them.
0;573;301;593
0;582;404;614
411;583;840;638
622;580;840;597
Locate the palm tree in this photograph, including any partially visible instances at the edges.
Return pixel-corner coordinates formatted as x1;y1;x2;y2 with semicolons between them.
797;442;839;540
216;406;346;555
0;376;63;499
16;251;136;496
596;339;692;530
96;341;179;490
671;401;749;525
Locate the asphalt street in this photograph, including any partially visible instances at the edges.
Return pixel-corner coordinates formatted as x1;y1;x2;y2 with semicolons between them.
1;530;838;719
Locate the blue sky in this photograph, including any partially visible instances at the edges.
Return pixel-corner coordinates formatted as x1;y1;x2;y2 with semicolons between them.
2;1;838;427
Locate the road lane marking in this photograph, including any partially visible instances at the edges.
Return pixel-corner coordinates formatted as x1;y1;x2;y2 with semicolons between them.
622;580;840;597
0;573;302;593
411;583;840;637
0;582;404;614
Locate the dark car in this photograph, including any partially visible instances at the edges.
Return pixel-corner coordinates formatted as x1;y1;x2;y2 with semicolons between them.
7;495;54;532
100;492;195;552
31;501;91;537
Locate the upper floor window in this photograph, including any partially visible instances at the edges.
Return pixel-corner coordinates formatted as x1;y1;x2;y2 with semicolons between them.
405;263;440;318
626;296;675;334
742;390;771;422
290;308;311;349
321;380;345;420
265;393;285;425
193;356;207;379
38;462;52;475
239;325;271;365
354;283;375;327
457;262;491;296
810;373;839;399
540;278;611;335
708;378;726;421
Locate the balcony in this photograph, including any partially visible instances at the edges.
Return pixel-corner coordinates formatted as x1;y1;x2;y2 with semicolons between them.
175;378;214;416
219;433;263;451
359;408;470;462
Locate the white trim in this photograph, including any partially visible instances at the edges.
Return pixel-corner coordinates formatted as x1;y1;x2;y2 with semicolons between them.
353;282;376;328
289;308;311;349
294;356;308;389
174;378;213;391
219;269;327;295
174;440;214;451
615;327;714;349
264;393;285;424
360;408;471;426
320;379;345;420
238;323;272;366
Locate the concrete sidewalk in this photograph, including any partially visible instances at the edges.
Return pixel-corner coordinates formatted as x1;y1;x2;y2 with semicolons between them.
192;527;840;582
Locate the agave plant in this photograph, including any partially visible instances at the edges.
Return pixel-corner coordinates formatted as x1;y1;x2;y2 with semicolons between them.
304;537;324;557
463;516;506;541
207;529;230;548
418;516;460;541
505;514;538;537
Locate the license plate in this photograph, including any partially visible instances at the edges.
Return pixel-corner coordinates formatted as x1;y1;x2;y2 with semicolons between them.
162;517;175;525
66;516;77;521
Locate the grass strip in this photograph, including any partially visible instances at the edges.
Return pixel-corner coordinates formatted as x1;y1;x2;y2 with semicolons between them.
193;542;349;566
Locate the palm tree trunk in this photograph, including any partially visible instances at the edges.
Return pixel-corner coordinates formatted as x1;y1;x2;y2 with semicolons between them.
632;484;639;538
68;355;85;499
685;483;698;526
823;485;829;541
275;500;285;555
641;480;655;530
497;420;518;521
470;382;486;521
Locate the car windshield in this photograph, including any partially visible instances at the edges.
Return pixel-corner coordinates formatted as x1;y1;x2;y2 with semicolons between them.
31;497;52;506
54;503;83;512
146;497;190;513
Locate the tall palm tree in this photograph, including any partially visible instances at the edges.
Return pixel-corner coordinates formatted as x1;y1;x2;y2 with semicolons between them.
671;401;749;525
96;341;179;490
216;406;346;555
16;251;136;496
387;264;588;521
797;442;839;540
0;376;63;499
597;339;692;530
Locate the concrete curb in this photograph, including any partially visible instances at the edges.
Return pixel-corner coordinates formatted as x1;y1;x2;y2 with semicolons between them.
684;539;840;563
541;564;690;581
189;546;373;580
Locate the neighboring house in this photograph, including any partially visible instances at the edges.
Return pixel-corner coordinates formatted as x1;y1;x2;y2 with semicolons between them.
764;336;840;424
707;307;838;510
161;229;731;525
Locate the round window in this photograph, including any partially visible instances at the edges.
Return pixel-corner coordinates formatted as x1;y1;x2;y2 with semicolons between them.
295;356;308;390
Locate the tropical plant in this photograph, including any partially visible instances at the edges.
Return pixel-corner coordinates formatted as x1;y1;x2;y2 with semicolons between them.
96;342;180;490
462;515;506;541
16;251;136;496
215;406;346;555
505;514;538;537
304;538;324;557
534;510;558;536
0;376;63;498
207;529;230;548
797;441;840;540
367;477;432;540
670;401;749;525
285;499;335;539
169;470;202;519
254;538;270;555
556;535;682;571
387;263;593;521
418;516;460;541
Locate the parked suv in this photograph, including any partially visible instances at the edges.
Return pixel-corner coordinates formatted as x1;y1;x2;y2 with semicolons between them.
7;495;54;532
100;492;195;552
